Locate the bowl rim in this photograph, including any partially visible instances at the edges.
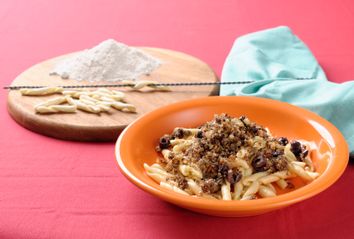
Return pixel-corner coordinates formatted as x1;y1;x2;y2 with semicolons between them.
115;96;349;212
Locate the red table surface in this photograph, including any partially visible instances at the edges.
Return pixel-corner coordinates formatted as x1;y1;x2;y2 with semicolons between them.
1;0;354;238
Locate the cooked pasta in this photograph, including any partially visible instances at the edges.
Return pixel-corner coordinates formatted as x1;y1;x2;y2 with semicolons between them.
145;114;319;200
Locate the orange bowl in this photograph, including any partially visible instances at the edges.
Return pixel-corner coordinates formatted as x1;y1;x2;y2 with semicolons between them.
115;96;348;217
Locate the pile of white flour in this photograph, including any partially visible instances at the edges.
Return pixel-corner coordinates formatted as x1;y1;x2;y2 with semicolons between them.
50;39;161;82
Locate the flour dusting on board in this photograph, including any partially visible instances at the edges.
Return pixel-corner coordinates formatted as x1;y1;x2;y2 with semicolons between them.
50;39;161;82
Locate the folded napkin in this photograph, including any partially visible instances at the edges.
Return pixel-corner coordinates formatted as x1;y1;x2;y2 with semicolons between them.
220;26;354;153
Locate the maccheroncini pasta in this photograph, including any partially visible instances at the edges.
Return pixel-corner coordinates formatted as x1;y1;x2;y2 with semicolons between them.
145;114;319;200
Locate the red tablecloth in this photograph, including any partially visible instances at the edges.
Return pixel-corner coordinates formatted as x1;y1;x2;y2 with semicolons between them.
1;0;354;238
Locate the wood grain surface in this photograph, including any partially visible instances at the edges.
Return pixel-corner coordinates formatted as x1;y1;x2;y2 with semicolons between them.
7;47;219;141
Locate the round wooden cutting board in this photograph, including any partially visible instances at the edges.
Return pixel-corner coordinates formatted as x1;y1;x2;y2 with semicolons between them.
7;47;219;141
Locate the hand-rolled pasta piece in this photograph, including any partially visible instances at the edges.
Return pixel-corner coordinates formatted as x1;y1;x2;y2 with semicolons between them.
34;96;67;108
187;179;203;196
98;96;116;102
276;179;288;189
228;157;250;169
110;94;126;101
20;87;63;96
62;90;81;95
144;163;171;177
62;90;90;99
233;181;243;200
288;162;314;181
306;171;320;180
90;91;115;99
178;164;203;179
90;94;103;100
253;136;267;150
242;172;268;186
79;97;96;106
94;89;125;101
50;105;77;113
284;144;297;161
241;180;260;200
78;98;102;112
90;93;125;102
97;88;114;95
96;101;113;107
97;104;111;112
173;141;192;153
240;195;256;201
292;161;307;167
150;163;165;170
161;149;172;160
112;90;125;98
65;95;76;105
111;102;136;113
94;91;125;101
161;149;173;160
243;168;253;177
68;99;100;114
78;102;100;113
236;148;249;160
35;106;57;113
170;139;188;146
304;157;315;172
258;185;276;198
62;90;78;98
259;174;280;184
160;182;189;195
159;182;173;190
236;158;250;169
35;105;77;114
132;80;153;90
133;80;171;92
231;117;244;127
265;127;272;137
266;183;276;193
80;95;99;103
221;182;232;200
272;170;293;179
146;172;167;183
201;194;218;200
300;142;314;171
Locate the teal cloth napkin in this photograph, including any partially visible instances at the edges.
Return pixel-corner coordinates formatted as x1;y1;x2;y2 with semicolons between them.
220;26;353;153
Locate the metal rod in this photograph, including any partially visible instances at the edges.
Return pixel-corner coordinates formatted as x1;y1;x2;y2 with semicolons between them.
3;78;314;90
